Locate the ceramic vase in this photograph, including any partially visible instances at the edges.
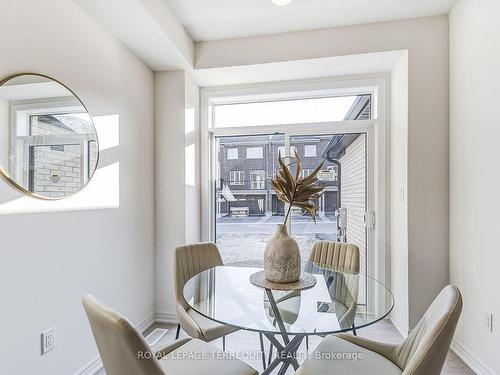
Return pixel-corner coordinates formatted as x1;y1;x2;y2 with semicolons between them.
264;224;301;283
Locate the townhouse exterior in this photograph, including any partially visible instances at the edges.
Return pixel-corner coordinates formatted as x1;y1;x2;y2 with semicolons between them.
216;95;371;219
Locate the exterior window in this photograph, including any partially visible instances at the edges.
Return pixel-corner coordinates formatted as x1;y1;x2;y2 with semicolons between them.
213;94;372;128
302;169;313;178
304;144;317;157
227;148;238;160
319;165;337;181
278;146;296;156
229;170;244;185
25;113;97;198
246;147;263;159
250;170;265;189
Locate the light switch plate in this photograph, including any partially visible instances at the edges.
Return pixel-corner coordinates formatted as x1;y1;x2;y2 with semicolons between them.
41;327;56;354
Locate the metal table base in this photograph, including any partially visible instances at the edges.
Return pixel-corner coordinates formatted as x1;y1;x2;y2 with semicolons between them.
261;288;305;375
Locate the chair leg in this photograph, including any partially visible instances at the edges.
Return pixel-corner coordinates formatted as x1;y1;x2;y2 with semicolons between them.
175;323;181;340
222;335;226;351
268;339;274;366
352;323;357;336
305;335;309;351
259;332;267;371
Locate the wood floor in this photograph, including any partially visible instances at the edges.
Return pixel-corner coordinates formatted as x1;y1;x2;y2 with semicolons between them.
115;320;475;375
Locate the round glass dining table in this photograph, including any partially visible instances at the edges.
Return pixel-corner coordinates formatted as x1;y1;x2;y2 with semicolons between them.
183;261;394;375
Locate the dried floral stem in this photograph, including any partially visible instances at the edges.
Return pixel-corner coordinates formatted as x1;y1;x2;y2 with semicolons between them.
283;181;299;226
284;206;291;226
272;151;326;226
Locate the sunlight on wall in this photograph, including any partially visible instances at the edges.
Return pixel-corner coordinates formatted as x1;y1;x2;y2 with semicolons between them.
185;108;195;134
94;114;120;150
0;114;120;214
185;107;196;187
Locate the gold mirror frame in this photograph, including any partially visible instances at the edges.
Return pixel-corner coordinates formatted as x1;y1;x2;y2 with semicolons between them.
0;72;99;200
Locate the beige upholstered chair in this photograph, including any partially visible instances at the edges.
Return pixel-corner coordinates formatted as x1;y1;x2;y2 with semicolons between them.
308;240;360;272
308;241;360;330
82;295;257;375
304;240;360;350
265;240;361;362
296;285;463;375
174;242;238;348
327;271;359;331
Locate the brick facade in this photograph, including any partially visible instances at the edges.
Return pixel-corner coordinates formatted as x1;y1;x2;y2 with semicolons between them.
339;134;367;274
27;115;97;198
217;135;338;217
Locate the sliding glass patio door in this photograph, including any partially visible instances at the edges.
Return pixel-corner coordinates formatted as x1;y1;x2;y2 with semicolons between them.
214;134;285;265
203;86;382;305
214;131;369;303
289;133;368;303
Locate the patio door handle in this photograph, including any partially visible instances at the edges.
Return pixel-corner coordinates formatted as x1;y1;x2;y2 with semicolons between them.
364;211;375;230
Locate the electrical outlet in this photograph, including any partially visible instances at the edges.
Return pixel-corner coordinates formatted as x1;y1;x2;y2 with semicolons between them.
41;327;56;354
485;313;493;332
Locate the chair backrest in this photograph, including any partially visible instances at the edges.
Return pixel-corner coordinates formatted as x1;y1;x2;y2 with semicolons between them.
82;295;164;375
308;241;360;273
328;272;359;329
174;242;223;309
396;285;463;375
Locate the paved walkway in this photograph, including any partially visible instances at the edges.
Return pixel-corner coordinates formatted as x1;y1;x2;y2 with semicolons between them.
216;216;338;264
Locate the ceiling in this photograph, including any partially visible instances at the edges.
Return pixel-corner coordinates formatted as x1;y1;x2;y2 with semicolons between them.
166;0;457;41
193;50;406;86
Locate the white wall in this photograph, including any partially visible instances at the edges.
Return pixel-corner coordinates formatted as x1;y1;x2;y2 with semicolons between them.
154;71;200;320
185;75;201;243
154;71;186;321
197;16;449;328
390;52;409;335
0;1;155;374
449;1;500;373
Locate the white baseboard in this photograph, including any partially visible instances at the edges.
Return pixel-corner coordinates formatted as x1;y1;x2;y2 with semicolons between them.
76;313;157;375
451;339;496;375
390;314;409;338
138;313;156;332
155;311;178;324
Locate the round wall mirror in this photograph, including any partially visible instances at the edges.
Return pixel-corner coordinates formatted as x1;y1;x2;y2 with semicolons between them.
0;73;99;199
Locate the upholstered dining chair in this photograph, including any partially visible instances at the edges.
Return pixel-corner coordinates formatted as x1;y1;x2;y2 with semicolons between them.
266;240;361;364
174;242;238;350
82;295;257;375
327;270;359;331
308;240;360;273
296;285;463;375
267;273;358;333
304;240;360;349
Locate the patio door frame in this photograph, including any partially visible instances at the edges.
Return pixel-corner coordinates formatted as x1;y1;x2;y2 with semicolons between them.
200;75;389;299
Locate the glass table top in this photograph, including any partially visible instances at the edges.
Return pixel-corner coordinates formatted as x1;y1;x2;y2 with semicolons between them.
183;262;394;336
